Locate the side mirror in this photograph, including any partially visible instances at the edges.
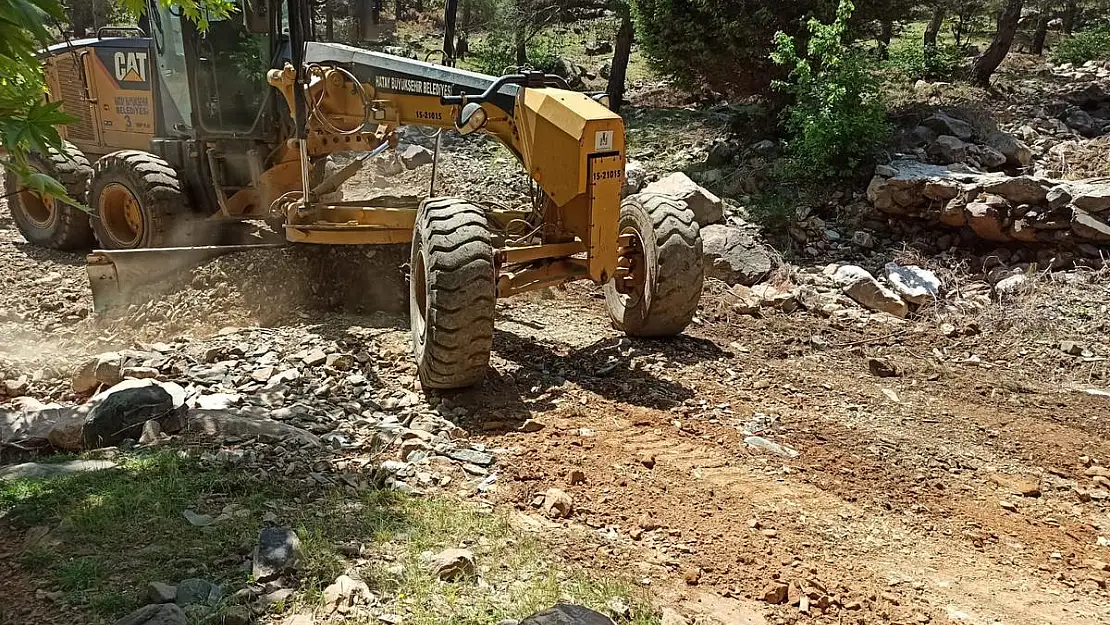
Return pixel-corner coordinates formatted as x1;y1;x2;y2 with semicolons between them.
455;102;487;135
243;0;270;34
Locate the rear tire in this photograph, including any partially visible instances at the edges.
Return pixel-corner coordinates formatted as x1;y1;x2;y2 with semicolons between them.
604;193;703;336
88;150;194;249
3;140;95;250
410;197;496;390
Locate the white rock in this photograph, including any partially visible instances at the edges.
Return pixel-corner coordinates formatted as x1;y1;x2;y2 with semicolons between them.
994;273;1030;297
834;265;908;318
623;160;646;197
424;548;475;581
884;263;941;305
323;574;373;613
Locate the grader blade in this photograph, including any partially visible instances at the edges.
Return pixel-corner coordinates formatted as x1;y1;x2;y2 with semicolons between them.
86;244;286;313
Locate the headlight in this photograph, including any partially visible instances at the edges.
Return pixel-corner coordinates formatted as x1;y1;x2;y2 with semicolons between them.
456;102;488;135
592;93;611;109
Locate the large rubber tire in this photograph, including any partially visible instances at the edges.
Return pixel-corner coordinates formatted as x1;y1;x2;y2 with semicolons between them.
604;193;704;336
3;140;95;250
410;197;496;390
87;150;194;249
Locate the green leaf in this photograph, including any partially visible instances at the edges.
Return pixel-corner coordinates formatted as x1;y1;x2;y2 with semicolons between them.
23;170;67;198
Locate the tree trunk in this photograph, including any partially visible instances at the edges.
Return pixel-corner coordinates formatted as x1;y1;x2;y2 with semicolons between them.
443;0;458;60
1031;12;1049;55
461;0;472;31
1062;0;1077;34
607;9;633;113
348;0;358;43
972;0;1023;88
325;0;334;40
953;15;968;47
514;23;527;65
924;6;944;51
395;0;403;21
877;18;893;60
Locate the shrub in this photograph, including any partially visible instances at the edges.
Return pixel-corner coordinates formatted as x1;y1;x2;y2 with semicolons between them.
1053;27;1110;66
771;0;890;178
630;0;835;95
885;42;962;81
470;32;562;76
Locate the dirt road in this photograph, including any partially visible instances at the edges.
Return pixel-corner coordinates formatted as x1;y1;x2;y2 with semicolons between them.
470;284;1110;624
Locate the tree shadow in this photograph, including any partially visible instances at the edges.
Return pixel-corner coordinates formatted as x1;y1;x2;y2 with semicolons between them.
0;449;417;619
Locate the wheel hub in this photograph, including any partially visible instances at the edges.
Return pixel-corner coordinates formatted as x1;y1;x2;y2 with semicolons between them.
99;183;143;247
614;228;646;300
18;186;57;228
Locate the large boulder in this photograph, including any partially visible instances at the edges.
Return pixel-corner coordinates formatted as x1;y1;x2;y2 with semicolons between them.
922;111;975;140
1069;182;1110;213
983;176;1049;205
0;459;117;480
46;406;87;451
1;399;60;448
700;224;773;286
928;135;971;164
585;40;613;55
1065;109;1099;138
964;196;1011;242
983;130;1034;168
3;399;97;453
834;265;908;318
552;57;585;89
642;172;724;226
72;352;124;394
1073;210;1110;242
973;145;1008;170
253;527;302;582
398;144;434;169
82;379;187;449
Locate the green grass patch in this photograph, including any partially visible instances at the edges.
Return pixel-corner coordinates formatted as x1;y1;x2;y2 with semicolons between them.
2;449;658;624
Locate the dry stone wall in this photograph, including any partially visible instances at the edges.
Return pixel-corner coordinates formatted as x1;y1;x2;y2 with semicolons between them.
867;160;1110;250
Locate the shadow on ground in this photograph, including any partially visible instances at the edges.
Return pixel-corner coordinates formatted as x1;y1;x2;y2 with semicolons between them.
444;329;727;432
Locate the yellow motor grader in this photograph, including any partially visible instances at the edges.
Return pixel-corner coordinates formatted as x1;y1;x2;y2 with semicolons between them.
6;0;703;388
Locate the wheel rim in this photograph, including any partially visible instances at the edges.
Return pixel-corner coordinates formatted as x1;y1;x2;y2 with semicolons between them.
17;185;57;229
99;183;143;247
614;225;646;307
411;239;429;342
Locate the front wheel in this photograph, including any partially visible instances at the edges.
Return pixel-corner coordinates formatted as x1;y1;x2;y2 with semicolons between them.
88;150;194;249
604;193;704;336
410;197;496;389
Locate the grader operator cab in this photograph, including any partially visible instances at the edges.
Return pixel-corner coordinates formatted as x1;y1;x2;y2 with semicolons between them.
6;0;704;389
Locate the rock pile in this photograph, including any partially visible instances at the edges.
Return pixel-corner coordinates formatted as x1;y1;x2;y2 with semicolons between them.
1;325;504;494
711;260;943;323
867;160;1110;248
897;110;1032;171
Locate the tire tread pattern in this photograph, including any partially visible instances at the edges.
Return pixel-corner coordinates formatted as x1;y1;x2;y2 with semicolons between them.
88;150;193;249
4;140;95;250
412;197;496;389
605;193;704;336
